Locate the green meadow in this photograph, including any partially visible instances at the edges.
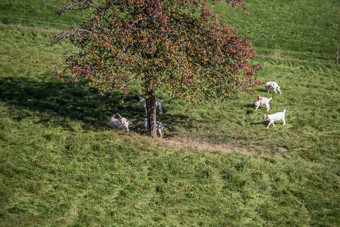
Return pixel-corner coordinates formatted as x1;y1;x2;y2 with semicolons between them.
0;0;339;226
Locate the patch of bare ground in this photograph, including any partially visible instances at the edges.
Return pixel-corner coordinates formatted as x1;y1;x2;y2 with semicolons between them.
153;137;264;155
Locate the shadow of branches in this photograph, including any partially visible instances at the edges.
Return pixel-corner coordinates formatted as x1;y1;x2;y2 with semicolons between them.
0;76;136;130
0;76;189;135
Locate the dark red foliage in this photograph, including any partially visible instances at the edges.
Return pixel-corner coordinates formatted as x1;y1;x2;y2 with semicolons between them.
55;0;261;102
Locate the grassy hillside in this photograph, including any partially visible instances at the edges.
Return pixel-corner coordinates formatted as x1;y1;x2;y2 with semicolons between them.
1;0;339;226
0;0;82;29
214;0;339;64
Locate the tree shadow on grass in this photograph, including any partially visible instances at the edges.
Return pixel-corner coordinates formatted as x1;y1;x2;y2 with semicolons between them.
250;121;268;127
245;103;254;108
0;76;189;134
255;88;267;93
0;76;122;130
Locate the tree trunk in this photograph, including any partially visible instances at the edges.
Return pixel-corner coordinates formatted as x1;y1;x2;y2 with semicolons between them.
145;90;157;138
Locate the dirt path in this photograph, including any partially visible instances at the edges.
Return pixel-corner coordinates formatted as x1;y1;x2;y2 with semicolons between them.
153;136;260;155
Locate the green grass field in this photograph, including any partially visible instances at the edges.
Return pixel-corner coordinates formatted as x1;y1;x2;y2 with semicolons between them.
0;0;339;226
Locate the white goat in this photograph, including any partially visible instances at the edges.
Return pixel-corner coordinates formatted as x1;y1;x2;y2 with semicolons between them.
264;109;286;129
265;82;281;95
134;94;163;115
144;118;165;138
254;95;272;111
110;113;132;132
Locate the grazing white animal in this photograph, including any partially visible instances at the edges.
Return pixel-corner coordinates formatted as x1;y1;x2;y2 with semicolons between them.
144;118;165;138
134;94;163;115
254;96;272;111
264;109;286;129
265;81;281;95
110;113;132;132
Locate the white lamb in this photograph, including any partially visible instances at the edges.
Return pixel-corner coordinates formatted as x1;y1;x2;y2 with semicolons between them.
265;81;281;95
144;118;165;138
110;113;132;132
264;109;286;129
254;96;272;111
134;94;163;115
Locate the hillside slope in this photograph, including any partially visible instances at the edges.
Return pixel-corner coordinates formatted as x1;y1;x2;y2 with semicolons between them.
0;0;339;226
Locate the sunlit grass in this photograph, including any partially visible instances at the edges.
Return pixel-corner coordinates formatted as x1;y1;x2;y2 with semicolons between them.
0;0;339;225
214;0;339;63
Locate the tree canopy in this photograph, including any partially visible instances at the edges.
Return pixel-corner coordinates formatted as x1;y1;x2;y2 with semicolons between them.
55;0;261;136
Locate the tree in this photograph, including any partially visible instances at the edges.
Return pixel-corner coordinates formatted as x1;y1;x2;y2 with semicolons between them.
54;0;261;137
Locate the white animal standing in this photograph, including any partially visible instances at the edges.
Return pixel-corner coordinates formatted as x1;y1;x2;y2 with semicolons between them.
134;94;163;115
254;96;272;111
144;118;165;138
264;109;286;129
265;81;281;95
110;113;132;132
